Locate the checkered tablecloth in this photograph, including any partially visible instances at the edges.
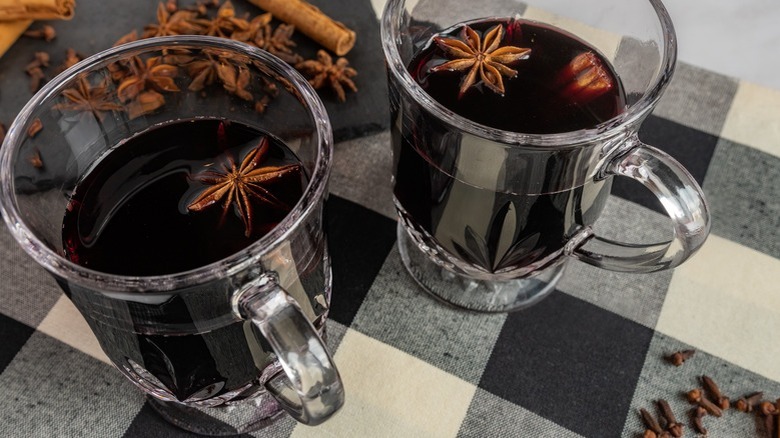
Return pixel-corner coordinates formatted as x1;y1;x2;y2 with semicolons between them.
1;1;779;437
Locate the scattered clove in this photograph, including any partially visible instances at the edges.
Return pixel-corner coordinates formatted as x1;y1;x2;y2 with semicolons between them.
736;392;764;413
25;51;50;72
686;388;703;404
27;118;43;138
666;349;696;367
23;25;56;42
702;375;730;410
692;406;708;435
760;401;777;417
29;148;43;169
640;408;663;435
658;399;683;438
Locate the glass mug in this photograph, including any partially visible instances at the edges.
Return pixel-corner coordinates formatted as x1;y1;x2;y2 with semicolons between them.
381;0;710;312
0;36;343;435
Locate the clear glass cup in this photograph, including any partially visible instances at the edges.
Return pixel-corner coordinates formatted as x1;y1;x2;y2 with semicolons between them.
0;36;343;435
381;0;710;312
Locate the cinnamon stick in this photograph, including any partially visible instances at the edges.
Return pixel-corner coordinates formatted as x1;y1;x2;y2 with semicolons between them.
246;0;356;56
0;0;75;21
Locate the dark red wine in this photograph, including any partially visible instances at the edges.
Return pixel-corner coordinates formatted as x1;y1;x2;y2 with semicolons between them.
410;17;625;133
59;119;324;405
62;118;305;276
392;18;625;275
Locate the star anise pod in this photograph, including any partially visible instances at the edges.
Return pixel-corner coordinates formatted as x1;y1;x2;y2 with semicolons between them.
113;30;139;47
188;1;248;37
216;61;253;101
296;50;357;102
185;55;220;91
53;76;124;120
58;48;83;72
262;24;303;65
126;90;167;120
143;2;199;38
229;13;272;44
188;131;301;237
430;24;531;98
117;56;180;102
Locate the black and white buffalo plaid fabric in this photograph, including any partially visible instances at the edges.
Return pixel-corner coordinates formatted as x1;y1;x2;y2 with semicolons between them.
1;1;778;437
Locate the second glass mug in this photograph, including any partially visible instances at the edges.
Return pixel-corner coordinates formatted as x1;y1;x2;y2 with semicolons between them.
381;0;710;311
0;37;343;435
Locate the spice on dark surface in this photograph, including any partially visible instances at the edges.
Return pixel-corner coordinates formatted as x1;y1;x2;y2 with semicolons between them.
53;76;125;120
26;118;42;138
296;49;357;102
23;25;56;41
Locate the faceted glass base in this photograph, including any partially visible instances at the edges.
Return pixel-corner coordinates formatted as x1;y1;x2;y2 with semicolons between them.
397;223;564;313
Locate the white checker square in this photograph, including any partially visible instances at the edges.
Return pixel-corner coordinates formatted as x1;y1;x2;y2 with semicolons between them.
721;80;780;158
291;329;476;438
656;234;780;381
37;295;110;365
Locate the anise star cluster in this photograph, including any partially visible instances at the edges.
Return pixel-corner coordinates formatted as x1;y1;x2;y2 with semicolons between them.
50;0;358;123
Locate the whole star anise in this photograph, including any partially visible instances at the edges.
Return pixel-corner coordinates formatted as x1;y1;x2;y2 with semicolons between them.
117;56;180;102
430;24;531;98
188;0;248;37
143;2;199;38
53;76;124;120
188;129;301;237
296;50;357;102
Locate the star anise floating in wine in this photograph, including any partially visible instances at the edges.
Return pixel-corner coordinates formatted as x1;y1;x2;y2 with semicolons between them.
430;24;531;98
187;126;302;237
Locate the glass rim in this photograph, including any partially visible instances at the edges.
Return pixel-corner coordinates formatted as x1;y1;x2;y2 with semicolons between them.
0;35;333;293
380;0;678;147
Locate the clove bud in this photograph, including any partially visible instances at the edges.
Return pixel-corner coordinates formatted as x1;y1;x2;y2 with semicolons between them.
23;25;56;42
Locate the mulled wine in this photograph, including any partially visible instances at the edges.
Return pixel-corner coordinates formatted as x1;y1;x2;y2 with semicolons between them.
62;118;306;276
409;18;625;133
60;118;326;403
392;18;626;275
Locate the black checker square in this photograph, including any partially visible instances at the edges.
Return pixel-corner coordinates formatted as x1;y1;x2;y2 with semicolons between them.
123;403;212;438
325;195;398;326
0;313;35;375
611;114;718;214
479;290;653;437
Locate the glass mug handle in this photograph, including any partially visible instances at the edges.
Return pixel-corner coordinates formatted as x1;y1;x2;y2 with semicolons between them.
569;135;711;273
232;273;344;426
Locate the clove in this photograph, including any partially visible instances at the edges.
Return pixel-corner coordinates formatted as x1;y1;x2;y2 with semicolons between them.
692;406;708;435
701;375;730;410
735;391;764;412
657;399;683;438
26;118;43;138
666;349;695;367
29;149;43;169
640;408;663;435
23;25;56;42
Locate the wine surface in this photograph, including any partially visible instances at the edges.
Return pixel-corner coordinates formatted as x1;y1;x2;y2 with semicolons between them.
62;118;306;276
